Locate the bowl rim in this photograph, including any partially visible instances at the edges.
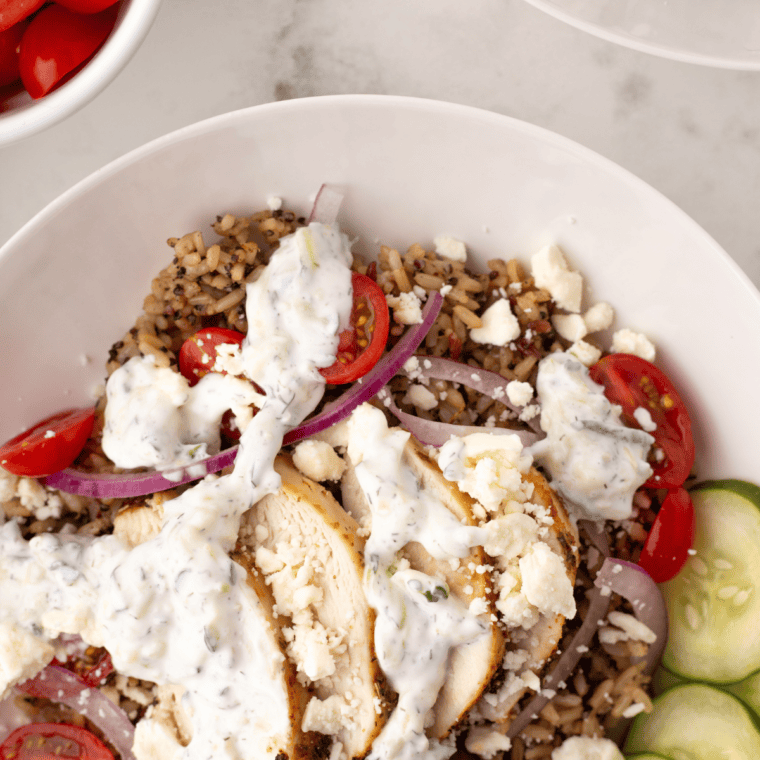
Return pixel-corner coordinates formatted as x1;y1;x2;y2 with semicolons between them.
2;94;759;306
0;0;163;146
522;0;760;70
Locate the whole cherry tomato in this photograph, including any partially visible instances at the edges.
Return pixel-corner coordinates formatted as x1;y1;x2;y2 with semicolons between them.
18;3;118;99
589;353;695;489
638;487;695;583
319;272;390;384
0;407;95;477
0;723;114;760
179;326;246;387
55;0;120;12
0;18;26;86
0;0;43;33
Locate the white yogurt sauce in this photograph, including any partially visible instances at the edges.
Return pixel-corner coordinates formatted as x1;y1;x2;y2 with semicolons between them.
530;352;654;522
0;223;354;760
346;404;488;760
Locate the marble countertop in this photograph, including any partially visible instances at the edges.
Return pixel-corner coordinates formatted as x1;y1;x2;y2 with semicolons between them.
1;0;759;290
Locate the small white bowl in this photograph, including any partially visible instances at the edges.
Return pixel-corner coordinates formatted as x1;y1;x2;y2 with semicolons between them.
523;0;760;70
0;95;758;484
0;0;162;146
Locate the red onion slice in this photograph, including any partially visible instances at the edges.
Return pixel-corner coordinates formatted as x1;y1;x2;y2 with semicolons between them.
506;557;667;738
18;664;136;760
308;184;344;224
408;356;543;433
44;294;443;499
506;582;611;739
578;519;611;558
594;558;668;674
377;387;540;448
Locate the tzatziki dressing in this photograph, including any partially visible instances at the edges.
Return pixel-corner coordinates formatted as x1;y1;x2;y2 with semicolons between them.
0;223;354;760
346;404;489;760
530;352;654;522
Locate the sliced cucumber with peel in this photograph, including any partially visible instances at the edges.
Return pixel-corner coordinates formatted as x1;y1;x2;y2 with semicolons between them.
661;479;760;683
624;683;760;758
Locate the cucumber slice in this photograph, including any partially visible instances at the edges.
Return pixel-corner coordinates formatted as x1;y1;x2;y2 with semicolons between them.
624;683;760;759
726;670;760;727
626;754;674;760
661;480;760;683
650;666;684;696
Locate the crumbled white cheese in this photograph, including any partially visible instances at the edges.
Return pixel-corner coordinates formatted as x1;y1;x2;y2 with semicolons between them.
0;622;54;700
437;433;533;515
607;610;657;643
266;196;283;211
611;328;656;362
465;727;512;759
302;694;348;735
386;291;423;325
483;513;539;560
552;314;587;343
433;235;467;262
292;440;346;482
403;384;438;411
469;299;520;347
567;339;602;367
583;302;614;333
518;405;541;422
16;478;64;521
551;736;625;760
133;715;185;760
530;244;583;313
506;380;533;407
633;407;657;432
519;542;576;619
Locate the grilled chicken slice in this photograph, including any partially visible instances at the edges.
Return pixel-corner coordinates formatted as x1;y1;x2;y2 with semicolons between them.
114;495;323;760
237;455;390;759
474;468;580;726
341;436;505;739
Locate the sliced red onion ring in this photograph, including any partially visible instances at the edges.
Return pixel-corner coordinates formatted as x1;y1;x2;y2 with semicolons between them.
44;294;443;499
506;557;667;738
407;356;543;433
506;581;611;739
377;386;540;448
578;519;611;558
308;184;344;225
18;664;136;760
594;558;668;674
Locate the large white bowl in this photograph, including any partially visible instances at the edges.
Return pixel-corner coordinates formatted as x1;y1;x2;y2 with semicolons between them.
1;95;758;484
0;0;162;146
523;0;760;70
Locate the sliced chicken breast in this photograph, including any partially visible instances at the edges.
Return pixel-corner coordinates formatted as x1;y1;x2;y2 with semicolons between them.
341;437;505;739
237;455;390;759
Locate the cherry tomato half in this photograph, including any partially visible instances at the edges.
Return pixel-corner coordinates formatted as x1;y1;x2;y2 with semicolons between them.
54;647;114;687
638;487;695;583
178;327;246;387
0;0;43;33
18;3;118;99
589;353;695;489
0;18;26;86
319;272;390;385
0;723;115;760
55;0;120;13
0;407;95;478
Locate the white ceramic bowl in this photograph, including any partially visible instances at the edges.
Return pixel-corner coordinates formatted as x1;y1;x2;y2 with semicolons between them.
523;0;760;70
0;0;162;146
1;95;758;484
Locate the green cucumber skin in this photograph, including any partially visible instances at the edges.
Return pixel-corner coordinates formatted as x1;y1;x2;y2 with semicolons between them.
625;754;674;760
624;683;760;759
661;480;760;684
693;479;760;503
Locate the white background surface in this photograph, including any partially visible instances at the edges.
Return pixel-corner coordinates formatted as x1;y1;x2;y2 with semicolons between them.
0;0;759;290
